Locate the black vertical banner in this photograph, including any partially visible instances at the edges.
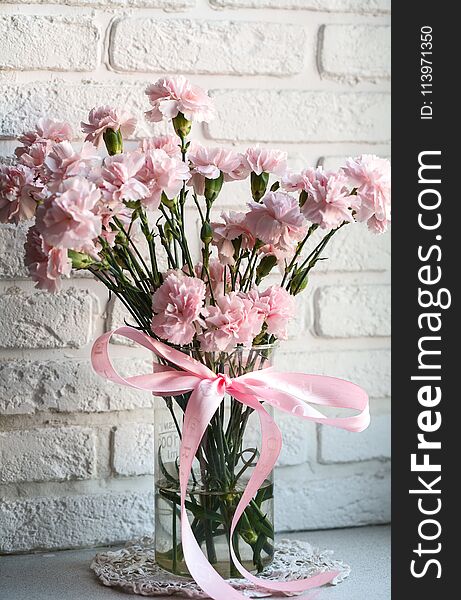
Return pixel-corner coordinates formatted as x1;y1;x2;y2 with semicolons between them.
392;3;456;597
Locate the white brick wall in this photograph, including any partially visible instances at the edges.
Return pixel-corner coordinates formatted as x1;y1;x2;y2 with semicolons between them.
0;16;100;71
0;0;390;553
110;18;306;75
319;24;391;82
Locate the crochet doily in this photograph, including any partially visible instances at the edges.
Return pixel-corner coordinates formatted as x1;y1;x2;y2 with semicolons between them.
91;537;350;597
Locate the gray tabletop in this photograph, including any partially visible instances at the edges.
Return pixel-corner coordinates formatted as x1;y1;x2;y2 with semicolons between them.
0;526;390;600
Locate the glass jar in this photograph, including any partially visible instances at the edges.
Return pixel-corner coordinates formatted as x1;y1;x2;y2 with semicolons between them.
154;344;276;579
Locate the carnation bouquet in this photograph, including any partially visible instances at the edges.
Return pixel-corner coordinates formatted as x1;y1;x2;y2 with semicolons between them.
0;76;390;594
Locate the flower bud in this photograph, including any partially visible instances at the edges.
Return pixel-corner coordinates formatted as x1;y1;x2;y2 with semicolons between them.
161;192;177;209
103;128;123;155
290;269;309;295
68;250;95;269
205;172;224;204
173;112;192;138
299;190;308;208
255;254;277;284
164;221;174;243
200;221;213;245
251;171;269;202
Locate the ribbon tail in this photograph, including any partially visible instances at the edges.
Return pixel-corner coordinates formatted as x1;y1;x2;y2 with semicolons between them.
179;379;254;600
228;391;339;593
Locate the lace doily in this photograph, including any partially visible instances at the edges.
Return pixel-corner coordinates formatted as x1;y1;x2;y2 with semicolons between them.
91;537;350;597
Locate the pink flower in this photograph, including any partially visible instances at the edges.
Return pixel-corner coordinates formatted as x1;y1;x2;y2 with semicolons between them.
36;177;102;250
17;118;73;149
100;152;149;203
198;292;263;352
81;106;136;147
212;211;256;266
151;271;206;345
139;148;190;210
145;76;215;123
342;154;391;233
245;146;287;176
17;142;49;172
245;286;295;340
188;143;249;195
246;191;307;259
139;135;181;158
43;141;101;192
282;167;317;192
195;259;231;296
24;226;72;293
301;169;358;230
0;164;41;224
94;199;131;247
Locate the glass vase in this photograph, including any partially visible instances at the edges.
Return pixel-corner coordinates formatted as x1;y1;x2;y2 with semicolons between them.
154;344;276;579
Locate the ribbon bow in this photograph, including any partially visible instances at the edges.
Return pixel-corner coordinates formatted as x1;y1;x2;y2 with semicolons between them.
92;326;370;599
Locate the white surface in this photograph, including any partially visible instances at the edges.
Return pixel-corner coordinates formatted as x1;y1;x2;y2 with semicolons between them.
0;0;391;551
0;527;391;600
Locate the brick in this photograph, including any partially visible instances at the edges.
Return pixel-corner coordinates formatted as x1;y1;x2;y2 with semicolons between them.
110;18;305;76
0;81;168;140
206;90;390;143
4;0;193;7
319;24;391;82
315;284;391;337
112;423;155;476
277;414;314;466
319;411;391;463
0;357;155;415
277;348;390;398
0;427;95;483
0;223;29;278
312;222;390;272
0;491;154;552
0;141;18;164
0;16;99;72
0;287;97;349
106;296;141;345
275;464;390;530
210;0;390;13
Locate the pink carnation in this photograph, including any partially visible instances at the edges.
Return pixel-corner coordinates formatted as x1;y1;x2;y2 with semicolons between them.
94;199;131;247
18;142;49;172
195;259;231;296
198;292;263;352
139;135;181;158
211;211;256;266
245;146;287;176
282;167;317;192
145;76;215;123
36;176;102;250
246;191;307;259
245;286;295;340
342;154;391;233
301;169;358;230
15;118;73;181
139;148;190;210
44;141;101;192
188;143;249;195
24;226;71;293
100;152;149;203
151;271;206;345
0;164;41;224
81;106;136;147
17;118;73;149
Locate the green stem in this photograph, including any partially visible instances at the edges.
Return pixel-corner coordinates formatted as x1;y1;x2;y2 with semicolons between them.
281;223;318;287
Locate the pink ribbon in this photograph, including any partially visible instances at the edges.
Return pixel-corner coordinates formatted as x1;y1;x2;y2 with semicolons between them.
92;326;370;598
